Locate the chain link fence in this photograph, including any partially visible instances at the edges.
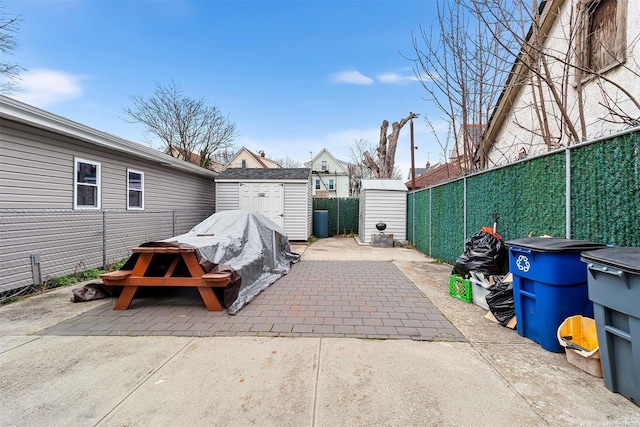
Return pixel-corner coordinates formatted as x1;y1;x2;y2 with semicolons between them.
0;209;213;298
313;198;359;236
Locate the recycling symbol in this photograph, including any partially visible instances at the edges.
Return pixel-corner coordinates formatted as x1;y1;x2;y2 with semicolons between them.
516;254;531;272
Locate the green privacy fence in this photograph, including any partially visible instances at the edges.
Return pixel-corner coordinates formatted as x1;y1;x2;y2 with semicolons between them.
407;129;640;264
313;197;360;236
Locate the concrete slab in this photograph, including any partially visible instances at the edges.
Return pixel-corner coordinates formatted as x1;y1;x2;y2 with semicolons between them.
99;337;319;427
474;343;640;425
0;336;192;427
0;335;39;354
315;338;543;426
300;237;429;262
1;237;639;426
0;282;111;335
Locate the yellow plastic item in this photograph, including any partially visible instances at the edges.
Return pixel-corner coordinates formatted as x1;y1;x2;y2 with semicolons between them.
557;315;602;377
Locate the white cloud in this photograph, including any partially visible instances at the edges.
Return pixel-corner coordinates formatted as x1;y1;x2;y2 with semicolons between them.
377;72;420;84
11;68;84;107
330;70;374;85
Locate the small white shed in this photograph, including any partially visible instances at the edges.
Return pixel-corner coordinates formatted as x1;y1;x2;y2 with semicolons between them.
358;179;407;244
215;168;312;241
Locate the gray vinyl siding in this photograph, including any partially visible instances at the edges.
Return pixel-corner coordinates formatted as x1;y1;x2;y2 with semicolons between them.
0;208;214;294
1;211;103;292
214;182;240;211
284;183;311;241
0;119;217;294
0;119;215;210
359;190;407;243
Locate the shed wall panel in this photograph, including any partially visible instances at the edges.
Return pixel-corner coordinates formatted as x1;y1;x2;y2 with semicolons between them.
284;183;310;240
359;190;407;243
214;183;240;211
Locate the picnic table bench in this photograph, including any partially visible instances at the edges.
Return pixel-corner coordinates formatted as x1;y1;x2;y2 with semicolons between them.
100;245;232;311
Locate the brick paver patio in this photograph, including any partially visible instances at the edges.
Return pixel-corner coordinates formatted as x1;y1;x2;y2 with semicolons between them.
38;261;464;341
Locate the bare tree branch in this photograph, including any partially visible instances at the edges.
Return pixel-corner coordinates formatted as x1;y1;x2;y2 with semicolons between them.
0;6;26;94
123;80;238;168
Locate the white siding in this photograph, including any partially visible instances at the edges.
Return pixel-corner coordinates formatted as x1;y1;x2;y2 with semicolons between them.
215;182;240;211
359;190;407;243
307;175;313;239
284;183;311;240
216;178;311;241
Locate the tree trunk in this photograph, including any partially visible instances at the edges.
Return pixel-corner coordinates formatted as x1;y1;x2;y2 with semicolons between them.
365;113;418;179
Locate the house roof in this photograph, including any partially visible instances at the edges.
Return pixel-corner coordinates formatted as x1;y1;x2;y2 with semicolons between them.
407;168;428;180
224;146;282;170
405;162;463;190
166;146;225;172
215;168;311;181
0;95;218;178
361;179;407;192
304;148;350;174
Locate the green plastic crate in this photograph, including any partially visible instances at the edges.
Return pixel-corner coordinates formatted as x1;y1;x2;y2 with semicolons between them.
449;274;472;303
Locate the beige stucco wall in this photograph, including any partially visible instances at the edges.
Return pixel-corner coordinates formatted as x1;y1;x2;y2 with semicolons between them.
488;0;640;166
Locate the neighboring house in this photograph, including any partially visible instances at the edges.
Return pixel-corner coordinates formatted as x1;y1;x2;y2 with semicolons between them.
481;0;640;167
406;166;428;180
214;168;312;241
304;148;350;198
223;147;281;170
0;95;218;294
166;145;225;172
405;162;463;190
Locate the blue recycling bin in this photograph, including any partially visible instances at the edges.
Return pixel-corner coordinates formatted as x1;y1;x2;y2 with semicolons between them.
506;237;606;352
313;210;329;238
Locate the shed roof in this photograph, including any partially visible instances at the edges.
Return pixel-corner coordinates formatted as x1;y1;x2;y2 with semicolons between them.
361;179;407;192
216;168;311;180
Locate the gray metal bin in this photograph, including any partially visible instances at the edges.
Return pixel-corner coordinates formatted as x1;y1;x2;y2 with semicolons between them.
581;247;640;405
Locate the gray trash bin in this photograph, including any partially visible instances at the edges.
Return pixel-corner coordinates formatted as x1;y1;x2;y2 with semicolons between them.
581;247;640;405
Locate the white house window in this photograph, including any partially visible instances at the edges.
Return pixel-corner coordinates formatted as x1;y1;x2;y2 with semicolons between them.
315;179;321;190
321;161;328;171
127;169;144;210
329;179;335;190
241;159;247;168
74;158;100;209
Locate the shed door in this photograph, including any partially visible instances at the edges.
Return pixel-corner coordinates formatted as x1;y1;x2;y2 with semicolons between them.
240;182;284;227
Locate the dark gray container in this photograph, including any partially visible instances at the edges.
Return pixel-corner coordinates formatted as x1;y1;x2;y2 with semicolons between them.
581;247;640;405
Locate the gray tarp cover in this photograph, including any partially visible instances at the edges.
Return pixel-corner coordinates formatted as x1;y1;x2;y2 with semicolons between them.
165;210;300;314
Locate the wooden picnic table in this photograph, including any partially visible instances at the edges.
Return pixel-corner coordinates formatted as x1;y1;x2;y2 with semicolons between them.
100;245;232;311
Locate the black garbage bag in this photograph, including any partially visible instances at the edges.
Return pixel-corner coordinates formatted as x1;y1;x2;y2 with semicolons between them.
485;279;515;326
452;230;507;276
72;283;113;302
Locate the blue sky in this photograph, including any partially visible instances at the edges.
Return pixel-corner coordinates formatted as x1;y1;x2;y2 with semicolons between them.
5;0;447;177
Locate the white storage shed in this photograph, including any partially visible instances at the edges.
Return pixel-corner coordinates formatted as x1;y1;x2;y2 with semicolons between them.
215;168;312;241
358;179;407;244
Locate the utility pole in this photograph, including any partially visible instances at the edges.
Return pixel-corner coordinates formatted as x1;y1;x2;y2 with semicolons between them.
410;112;420;189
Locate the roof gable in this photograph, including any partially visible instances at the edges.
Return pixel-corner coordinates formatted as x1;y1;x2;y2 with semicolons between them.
305;148;349;173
